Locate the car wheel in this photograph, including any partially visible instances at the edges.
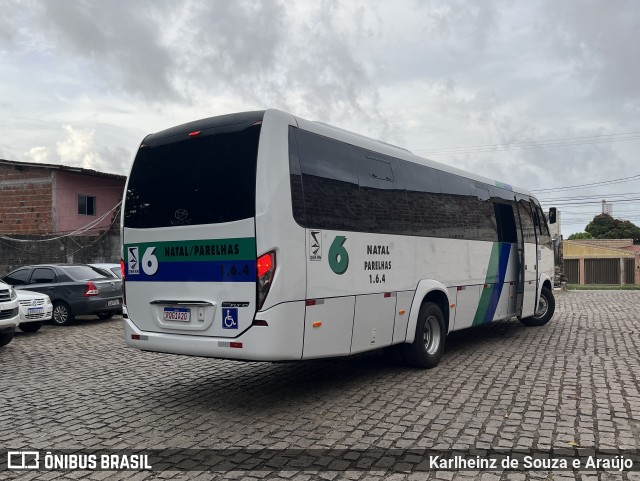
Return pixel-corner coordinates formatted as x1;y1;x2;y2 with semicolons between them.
19;321;43;333
0;330;15;347
97;312;115;320
52;302;74;326
401;302;446;368
520;285;555;327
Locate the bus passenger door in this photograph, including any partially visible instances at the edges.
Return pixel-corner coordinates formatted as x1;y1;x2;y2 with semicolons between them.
516;197;538;317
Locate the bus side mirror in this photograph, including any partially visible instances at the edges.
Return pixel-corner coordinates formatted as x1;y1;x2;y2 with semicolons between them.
548;207;557;224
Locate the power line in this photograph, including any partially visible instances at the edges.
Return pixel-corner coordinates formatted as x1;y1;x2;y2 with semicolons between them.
413;131;640;155
531;174;640;193
537;192;640;202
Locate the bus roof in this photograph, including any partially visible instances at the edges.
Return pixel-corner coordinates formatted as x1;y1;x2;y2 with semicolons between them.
286;109;533;198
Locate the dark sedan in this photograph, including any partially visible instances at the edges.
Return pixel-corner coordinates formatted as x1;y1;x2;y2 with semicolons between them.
1;264;122;326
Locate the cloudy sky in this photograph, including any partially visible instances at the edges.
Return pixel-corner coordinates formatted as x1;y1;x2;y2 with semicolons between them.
1;0;639;235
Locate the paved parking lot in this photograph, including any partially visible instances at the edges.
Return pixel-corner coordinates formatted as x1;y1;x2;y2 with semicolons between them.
1;290;640;480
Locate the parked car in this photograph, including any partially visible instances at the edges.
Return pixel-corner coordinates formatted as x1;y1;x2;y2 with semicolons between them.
0;280;20;347
16;290;53;333
89;263;122;279
1;264;122;326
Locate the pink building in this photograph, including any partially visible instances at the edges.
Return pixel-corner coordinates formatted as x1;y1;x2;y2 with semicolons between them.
0;159;125;235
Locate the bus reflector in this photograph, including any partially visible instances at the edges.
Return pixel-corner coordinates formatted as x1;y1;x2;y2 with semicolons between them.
253;320;268;326
131;334;140;340
230;342;243;349
312;321;322;328
188;130;201;137
384;292;392;298
398;310;406;315
305;299;316;306
450;304;456;308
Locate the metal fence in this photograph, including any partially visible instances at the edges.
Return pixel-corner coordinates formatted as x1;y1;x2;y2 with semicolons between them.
564;259;579;284
585;258;620;285
625;258;636;285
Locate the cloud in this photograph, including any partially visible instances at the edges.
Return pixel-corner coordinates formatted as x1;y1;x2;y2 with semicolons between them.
540;0;640;114
55;124;105;170
24;146;50;164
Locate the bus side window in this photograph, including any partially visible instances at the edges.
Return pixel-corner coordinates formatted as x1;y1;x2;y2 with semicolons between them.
439;173;479;241
402;161;444;238
354;150;410;235
473;183;499;242
534;203;552;247
288;127;306;226
494;202;518;244
517;200;537;243
293;128;362;231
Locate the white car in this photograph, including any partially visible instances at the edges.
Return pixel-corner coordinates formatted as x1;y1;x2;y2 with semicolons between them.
17;290;53;333
0;280;20;347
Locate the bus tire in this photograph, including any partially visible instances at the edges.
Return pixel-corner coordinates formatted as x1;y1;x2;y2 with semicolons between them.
520;285;555;327
402;302;446;368
383;345;406;365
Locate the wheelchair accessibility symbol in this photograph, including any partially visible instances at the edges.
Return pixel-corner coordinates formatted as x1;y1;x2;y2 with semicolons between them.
222;308;238;329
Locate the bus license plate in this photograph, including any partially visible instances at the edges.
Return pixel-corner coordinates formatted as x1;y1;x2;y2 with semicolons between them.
163;307;190;322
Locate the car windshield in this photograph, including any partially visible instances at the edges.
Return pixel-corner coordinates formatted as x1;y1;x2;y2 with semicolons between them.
63;266;110;281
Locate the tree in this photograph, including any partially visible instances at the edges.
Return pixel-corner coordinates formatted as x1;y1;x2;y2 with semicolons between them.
568;232;593;240
584;214;640;240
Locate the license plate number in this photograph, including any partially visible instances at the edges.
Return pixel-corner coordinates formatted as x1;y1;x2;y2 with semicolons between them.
107;299;120;307
28;307;44;314
163;307;190;322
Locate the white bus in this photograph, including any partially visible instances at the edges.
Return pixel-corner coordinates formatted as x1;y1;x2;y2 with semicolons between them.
121;109;555;368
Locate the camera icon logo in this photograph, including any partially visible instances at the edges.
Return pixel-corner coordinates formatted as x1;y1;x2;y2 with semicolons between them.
7;451;39;469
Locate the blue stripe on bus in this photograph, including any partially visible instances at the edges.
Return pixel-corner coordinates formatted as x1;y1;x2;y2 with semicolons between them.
125;260;256;282
483;243;512;323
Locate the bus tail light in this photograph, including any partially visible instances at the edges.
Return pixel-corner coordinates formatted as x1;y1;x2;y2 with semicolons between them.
256;251;275;310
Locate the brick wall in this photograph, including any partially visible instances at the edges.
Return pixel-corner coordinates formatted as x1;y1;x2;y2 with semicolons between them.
0;212;121;276
0;163;54;234
575;239;634;249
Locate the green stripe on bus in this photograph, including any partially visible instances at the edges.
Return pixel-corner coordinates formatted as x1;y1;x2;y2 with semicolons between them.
472;242;500;326
124;237;256;262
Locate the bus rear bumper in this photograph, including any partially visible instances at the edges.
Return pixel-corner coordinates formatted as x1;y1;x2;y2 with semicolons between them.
123;301;305;361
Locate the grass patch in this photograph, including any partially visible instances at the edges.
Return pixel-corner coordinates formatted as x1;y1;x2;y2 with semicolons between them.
566;284;640;290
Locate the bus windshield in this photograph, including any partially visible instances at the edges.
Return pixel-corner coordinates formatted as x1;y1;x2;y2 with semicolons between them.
124;122;261;229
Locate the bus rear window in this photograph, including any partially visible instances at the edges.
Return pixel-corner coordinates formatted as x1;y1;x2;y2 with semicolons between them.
124;123;261;229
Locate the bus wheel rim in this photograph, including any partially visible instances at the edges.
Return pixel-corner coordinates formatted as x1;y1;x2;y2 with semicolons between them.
423;315;441;355
535;295;548;319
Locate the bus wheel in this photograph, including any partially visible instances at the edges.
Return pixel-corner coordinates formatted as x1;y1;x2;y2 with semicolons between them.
383;345;406;365
402;302;445;368
520;285;555;327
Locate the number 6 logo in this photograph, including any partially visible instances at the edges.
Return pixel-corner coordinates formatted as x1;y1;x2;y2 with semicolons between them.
328;236;349;275
142;247;159;275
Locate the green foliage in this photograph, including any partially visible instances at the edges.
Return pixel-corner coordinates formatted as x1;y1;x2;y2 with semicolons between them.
568;232;593;240
567;284;640;290
584;214;640;240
